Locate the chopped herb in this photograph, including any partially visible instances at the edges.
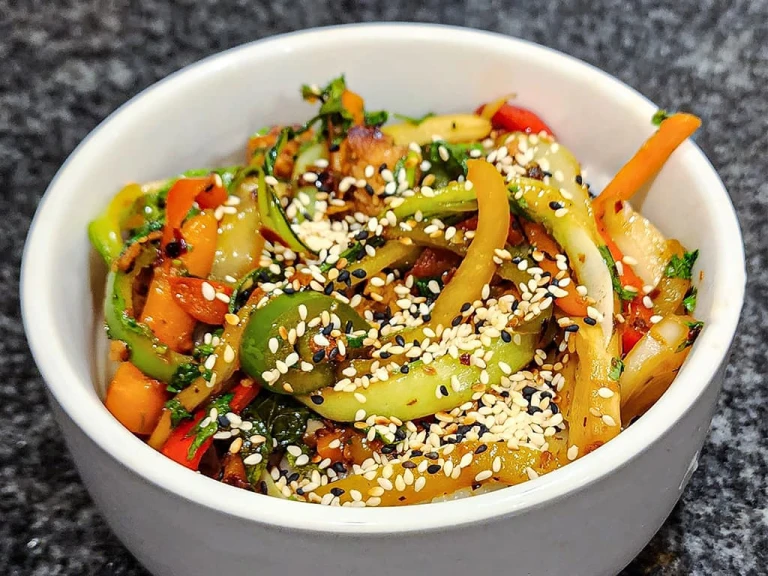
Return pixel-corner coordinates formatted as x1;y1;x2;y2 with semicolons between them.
665;250;699;280
168;362;202;394
651;109;671;126
393;112;436;125
243;392;311;449
677;320;705;352
422;140;483;188
598;245;637;301
364;110;389;127
609;357;625;381
192;342;215;361
187;393;234;460
683;287;698;313
346;333;366;349
165;398;192;428
413;276;442;298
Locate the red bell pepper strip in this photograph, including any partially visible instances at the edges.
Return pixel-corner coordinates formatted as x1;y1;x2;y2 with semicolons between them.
475;102;554;136
161;382;260;470
168;277;233;325
162;176;227;246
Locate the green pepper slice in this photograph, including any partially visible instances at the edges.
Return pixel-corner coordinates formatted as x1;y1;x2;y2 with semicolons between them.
297;330;537;422
88;183;145;264
104;251;194;383
240;292;370;395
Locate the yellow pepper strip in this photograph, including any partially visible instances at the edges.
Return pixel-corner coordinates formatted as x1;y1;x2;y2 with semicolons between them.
313;440;563;507
620;314;695;422
479;93;516;120
567;320;621;459
87;183;145;264
429;159;510;329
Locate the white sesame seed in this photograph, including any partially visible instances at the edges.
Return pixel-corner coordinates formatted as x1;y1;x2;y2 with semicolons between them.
295;454;310;467
355;409;366;422
223;344;235;363
525;467;539;480
649;314;663;324
201;282;216;301
474;470;493;482
204;355;216;370
215;292;231;303
243;453;263;466
364;165;375;178
567;445;579;461
597;387;615;399
414;476;426;492
643;295;654;309
602;414;617;427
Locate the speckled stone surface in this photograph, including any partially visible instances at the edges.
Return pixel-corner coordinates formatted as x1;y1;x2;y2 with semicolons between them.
1;1;766;574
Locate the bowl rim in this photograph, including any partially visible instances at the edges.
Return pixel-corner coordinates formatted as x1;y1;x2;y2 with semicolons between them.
21;22;746;534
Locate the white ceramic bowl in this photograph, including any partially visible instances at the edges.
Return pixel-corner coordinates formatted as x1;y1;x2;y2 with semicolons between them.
22;24;745;576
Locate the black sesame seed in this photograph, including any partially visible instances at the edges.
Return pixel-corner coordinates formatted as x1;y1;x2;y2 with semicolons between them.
575;174;583;185
322;324;333;336
522;386;538;397
329;143;340;152
323;282;334;295
312;350;326;363
328;347;339;361
338;270;350;283
427;464;441;474
460;302;471;313
475;444;488;454
411;450;423;457
527;405;543;415
332;462;346;474
381;351;393;359
217;415;230;427
344;319;353;333
378;163;387;173
500;330;512;343
310;395;324;405
550;403;560;415
288;472;300;483
400;365;410;374
549;201;564;210
412;339;420;347
330;487;345;497
565;324;580;333
500;390;510;398
425;452;438;460
381;444;396;454
355;230;369;241
439;385;449;396
451;315;462;327
541;391;553;399
283;285;295;294
584;317;597;326
402;460;417;469
351;269;367;278
364;184;375;196
394;428;406;441
395;335;406;347
422;314;431;322
259;481;268;494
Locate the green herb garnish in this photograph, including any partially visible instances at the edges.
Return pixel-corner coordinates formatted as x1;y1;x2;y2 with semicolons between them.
665;250;699;280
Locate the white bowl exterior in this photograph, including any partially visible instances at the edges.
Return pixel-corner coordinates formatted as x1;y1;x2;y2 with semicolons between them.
23;24;745;576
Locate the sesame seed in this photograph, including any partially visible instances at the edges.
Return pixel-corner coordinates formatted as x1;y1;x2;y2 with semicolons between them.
223;344;235;363
525;467;539;480
204;355;216;370
287;445;302;457
414;477;426;492
225;313;239;326
602;414;617;427
201;282;216;301
649;314;663;324
295;454;310;467
474;470;493;482
355;409;366;421
243;453;263;466
597;387;615;398
567;445;579;461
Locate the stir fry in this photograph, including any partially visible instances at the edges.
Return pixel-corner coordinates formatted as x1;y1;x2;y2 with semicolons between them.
91;77;703;506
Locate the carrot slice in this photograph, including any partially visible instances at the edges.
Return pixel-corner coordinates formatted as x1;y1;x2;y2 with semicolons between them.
168;277;232;325
179;212;218;277
105;362;169;435
593;113;701;220
140;269;196;353
342;89;365;126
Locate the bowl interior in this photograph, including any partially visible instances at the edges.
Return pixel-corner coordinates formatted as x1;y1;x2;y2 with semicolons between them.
22;24;745;532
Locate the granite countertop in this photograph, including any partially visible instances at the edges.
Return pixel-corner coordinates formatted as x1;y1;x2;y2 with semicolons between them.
1;0;765;574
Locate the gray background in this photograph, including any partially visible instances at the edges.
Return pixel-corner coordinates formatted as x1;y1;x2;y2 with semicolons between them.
2;0;766;574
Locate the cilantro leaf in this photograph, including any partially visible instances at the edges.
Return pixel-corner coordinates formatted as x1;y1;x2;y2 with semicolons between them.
393;112;436;125
598;245;638;301
683;287;698;313
414;276;442;299
168;362;202;394
665;250;699;280
364;110;389;127
422;140;483;188
243;393;311;450
187;394;234;460
609;357;624;381
652;109;671;126
165;398;192;428
346;333;366;349
677;320;705;352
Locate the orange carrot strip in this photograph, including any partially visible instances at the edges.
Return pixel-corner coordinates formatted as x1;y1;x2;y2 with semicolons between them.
105;362;169;435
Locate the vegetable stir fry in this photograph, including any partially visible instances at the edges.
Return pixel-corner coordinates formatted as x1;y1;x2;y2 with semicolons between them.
93;77;703;506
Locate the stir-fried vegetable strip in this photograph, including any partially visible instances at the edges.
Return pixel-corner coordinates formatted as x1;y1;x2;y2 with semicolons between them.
90;79;703;506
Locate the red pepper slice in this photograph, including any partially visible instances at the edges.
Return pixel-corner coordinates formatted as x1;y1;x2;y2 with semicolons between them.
162;176;227;246
161;382;260;470
476;103;554;136
168;276;233;325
